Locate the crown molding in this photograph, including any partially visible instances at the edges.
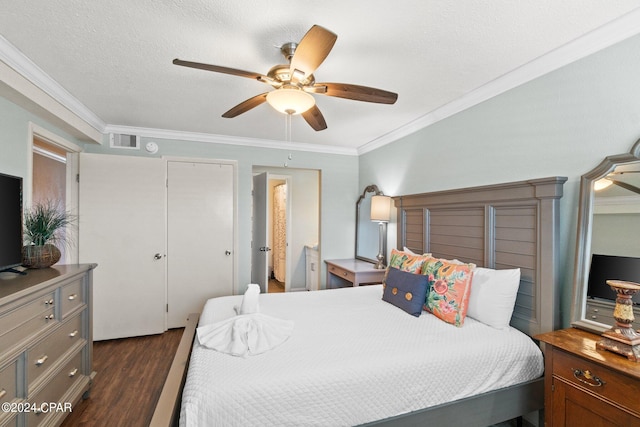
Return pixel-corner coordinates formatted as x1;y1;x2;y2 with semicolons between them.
3;7;640;156
103;124;359;156
358;7;640;155
0;35;106;134
594;195;640;214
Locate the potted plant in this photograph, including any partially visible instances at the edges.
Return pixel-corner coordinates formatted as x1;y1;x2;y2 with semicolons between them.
22;201;75;268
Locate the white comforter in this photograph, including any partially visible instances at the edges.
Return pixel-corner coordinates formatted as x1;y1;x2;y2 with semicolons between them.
180;285;543;427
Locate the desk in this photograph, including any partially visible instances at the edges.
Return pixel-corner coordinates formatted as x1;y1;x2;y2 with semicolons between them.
324;259;386;289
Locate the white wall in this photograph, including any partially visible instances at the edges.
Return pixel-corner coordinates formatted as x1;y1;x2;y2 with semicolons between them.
359;33;640;327
0;97;359;291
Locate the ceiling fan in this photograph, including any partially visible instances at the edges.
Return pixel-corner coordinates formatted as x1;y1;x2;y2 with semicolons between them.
173;25;398;131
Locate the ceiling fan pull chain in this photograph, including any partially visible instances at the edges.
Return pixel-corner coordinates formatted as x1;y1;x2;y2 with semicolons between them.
285;112;292;142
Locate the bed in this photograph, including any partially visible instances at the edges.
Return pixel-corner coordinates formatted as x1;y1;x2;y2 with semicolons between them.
150;176;567;427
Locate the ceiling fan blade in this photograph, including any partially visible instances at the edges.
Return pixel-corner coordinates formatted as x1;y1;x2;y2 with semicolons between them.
222;93;268;118
302;105;327;131
611;179;640;195
289;25;337;81
173;59;268;81
317;83;398;104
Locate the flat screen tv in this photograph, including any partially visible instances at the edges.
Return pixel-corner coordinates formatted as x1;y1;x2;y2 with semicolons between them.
587;254;640;305
0;172;23;274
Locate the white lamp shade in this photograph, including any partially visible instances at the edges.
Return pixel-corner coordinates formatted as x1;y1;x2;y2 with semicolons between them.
266;88;315;115
370;195;391;222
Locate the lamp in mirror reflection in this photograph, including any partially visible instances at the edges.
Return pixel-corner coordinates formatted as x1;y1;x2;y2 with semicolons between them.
371;195;391;270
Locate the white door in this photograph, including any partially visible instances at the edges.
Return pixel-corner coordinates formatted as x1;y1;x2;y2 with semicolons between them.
251;172;269;293
79;153;166;340
166;160;234;328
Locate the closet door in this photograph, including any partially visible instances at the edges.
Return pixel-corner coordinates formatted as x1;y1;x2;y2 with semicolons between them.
79;153;166;340
167;160;234;328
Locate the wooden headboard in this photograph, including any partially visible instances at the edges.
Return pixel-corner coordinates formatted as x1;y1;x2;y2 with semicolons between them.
393;177;567;336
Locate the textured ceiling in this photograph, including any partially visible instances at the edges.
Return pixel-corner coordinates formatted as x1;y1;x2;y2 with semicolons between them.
1;1;640;152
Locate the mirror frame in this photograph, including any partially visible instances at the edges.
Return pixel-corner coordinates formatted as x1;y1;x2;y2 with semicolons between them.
571;139;640;333
355;184;386;264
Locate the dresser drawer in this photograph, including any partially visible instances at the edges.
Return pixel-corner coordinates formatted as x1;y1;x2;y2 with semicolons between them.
585;301;615;325
0;308;56;357
553;348;640;415
0;292;56;345
0;412;18;427
0;292;54;331
0;359;17;404
27;314;84;391
328;265;355;283
60;279;84;318
26;351;82;427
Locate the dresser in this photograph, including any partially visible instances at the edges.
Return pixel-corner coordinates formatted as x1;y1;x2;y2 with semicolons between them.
585;298;640;327
324;259;386;289
0;264;95;427
535;328;640;427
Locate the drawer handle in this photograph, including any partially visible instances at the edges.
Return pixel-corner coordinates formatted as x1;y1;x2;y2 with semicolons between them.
0;389;6;399
35;355;48;366
573;368;605;387
44;314;54;321
69;330;79;338
343;272;348;277
68;293;77;301
69;368;78;377
44;298;54;306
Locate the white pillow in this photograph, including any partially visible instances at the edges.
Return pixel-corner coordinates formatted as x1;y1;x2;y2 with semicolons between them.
402;247;431;257
466;267;520;330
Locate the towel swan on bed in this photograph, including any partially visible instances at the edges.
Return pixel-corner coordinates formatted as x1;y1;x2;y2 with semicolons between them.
196;284;294;357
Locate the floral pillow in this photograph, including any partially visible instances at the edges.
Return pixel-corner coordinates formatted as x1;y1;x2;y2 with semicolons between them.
422;257;475;327
384;248;430;284
387;248;429;272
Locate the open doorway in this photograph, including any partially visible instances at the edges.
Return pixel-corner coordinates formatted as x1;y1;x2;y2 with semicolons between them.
252;166;320;292
27;123;81;264
269;177;289;293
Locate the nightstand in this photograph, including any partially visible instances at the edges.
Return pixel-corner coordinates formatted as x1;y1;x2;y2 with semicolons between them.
324;259;386;289
535;328;640;426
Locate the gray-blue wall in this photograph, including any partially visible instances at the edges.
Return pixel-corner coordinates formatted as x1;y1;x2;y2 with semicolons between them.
359;33;640;326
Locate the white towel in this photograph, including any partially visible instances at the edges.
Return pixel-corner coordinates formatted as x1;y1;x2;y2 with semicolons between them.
235;283;260;315
197;313;294;357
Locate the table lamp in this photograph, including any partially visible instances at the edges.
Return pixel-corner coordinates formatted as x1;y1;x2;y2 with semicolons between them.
370;195;391;270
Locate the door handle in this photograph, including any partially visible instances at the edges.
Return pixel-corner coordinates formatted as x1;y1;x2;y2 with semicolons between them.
225;250;231;256
259;247;271;252
153;253;163;260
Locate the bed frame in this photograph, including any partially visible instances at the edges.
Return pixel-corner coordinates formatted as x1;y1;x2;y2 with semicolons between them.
151;176;566;427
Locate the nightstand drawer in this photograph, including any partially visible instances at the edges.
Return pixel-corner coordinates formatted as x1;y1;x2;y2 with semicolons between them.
553;348;640;415
27;314;84;390
61;279;84;318
0;359;17;404
328;265;355;283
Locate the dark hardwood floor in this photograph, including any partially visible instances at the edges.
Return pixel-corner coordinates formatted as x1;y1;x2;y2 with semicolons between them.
61;328;183;427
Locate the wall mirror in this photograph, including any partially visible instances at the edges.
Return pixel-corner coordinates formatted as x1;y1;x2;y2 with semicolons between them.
355;185;386;264
571;140;640;334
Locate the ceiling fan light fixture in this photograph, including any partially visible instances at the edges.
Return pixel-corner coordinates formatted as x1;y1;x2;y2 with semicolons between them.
594;177;613;191
266;87;315;115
